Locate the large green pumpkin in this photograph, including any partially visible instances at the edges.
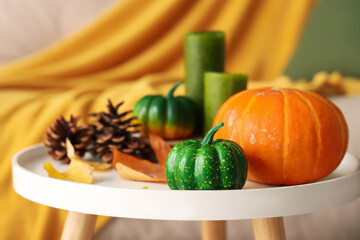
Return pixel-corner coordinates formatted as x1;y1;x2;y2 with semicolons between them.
166;123;247;190
133;82;196;139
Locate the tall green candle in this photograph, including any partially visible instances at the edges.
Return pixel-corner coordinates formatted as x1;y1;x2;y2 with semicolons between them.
204;72;247;133
185;31;225;133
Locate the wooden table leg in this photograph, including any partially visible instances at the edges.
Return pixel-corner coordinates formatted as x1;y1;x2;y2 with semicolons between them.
61;211;98;240
201;220;226;240
252;217;286;240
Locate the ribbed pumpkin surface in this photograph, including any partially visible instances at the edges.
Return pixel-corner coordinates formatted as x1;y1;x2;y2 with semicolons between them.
213;88;349;185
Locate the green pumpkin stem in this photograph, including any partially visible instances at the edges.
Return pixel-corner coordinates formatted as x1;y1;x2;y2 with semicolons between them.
201;122;224;145
166;81;183;98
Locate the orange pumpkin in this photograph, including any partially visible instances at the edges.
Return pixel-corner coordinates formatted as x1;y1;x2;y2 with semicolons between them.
213;87;348;185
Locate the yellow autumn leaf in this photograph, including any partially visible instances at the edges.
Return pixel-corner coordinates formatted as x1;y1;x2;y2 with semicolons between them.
66;138;76;158
43;162;68;181
65;138;111;171
43;138;92;183
44;158;93;184
44;138;112;183
82;161;112;171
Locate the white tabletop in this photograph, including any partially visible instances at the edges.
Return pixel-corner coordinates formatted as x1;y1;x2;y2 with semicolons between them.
12;144;360;221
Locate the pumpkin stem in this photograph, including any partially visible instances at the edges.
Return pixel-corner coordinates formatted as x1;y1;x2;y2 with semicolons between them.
201;122;224;145
166;81;183;98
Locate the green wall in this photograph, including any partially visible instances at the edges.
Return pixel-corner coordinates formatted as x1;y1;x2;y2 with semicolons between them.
284;0;360;79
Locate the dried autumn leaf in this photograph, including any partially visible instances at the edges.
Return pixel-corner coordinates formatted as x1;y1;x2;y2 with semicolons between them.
83;161;112;171
66;138;111;171
115;163;166;183
66;138;76;158
43;138;111;184
112;149;166;183
43;162;68;181
43;139;93;183
44;159;93;184
148;133;171;168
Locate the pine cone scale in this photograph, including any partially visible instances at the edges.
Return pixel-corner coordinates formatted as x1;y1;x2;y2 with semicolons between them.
112;136;126;143
97;133;113;143
55;150;66;158
102;153;113;163
122;148;135;153
108;144;121;149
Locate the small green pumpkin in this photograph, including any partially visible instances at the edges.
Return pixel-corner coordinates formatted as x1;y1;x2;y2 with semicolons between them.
133;81;196;139
165;122;247;190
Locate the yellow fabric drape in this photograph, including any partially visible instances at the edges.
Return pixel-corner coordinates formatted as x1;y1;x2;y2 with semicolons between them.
0;0;317;239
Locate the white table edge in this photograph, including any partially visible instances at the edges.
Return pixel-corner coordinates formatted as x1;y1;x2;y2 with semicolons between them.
12;144;360;221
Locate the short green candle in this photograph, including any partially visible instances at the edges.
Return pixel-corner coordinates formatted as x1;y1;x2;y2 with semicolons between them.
204;72;247;133
185;31;225;133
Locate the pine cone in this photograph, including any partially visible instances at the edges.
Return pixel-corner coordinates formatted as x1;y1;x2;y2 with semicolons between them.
89;99;150;163
44;115;91;163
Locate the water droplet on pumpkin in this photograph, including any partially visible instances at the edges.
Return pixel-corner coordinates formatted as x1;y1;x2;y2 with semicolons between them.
276;143;281;151
250;134;256;144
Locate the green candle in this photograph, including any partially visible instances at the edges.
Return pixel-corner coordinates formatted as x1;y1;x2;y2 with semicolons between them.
185;31;225;133
204;72;247;133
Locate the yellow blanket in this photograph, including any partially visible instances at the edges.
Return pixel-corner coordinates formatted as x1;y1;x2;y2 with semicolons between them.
0;0;345;239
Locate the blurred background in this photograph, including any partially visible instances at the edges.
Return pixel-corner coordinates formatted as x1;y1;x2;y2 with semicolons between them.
0;0;116;65
1;0;359;78
0;0;359;239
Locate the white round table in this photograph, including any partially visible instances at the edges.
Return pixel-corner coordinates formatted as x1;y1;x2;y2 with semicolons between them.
12;144;360;240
